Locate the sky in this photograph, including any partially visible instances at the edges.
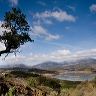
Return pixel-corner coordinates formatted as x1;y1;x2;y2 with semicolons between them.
0;0;96;66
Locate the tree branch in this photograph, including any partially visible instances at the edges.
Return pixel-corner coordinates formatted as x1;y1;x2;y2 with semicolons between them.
0;49;10;56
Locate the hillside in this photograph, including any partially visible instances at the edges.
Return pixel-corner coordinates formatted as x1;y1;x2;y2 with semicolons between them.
0;70;96;96
33;58;96;72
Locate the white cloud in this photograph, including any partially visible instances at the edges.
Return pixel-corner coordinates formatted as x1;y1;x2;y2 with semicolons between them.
32;25;47;36
34;10;76;22
45;34;60;41
0;21;5;35
2;48;96;66
0;21;11;51
75;49;96;58
31;25;60;40
0;43;6;51
9;0;18;6
0;21;10;35
2;49;71;66
0;22;6;51
90;4;96;12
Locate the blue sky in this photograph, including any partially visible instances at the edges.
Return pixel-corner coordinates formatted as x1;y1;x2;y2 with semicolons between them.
0;0;96;66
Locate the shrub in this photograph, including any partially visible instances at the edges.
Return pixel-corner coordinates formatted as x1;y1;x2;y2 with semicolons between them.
38;76;61;91
6;87;16;96
27;77;39;87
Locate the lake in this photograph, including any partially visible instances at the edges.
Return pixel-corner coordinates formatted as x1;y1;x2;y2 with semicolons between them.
54;72;96;81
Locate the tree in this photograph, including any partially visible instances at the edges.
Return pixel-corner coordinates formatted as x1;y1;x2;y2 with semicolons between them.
0;8;33;56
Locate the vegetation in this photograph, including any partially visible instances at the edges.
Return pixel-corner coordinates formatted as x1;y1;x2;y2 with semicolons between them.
0;8;33;56
6;87;16;96
10;71;61;91
0;70;96;96
60;80;81;89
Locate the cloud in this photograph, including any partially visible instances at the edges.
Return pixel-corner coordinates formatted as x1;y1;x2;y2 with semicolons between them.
90;4;96;12
50;49;71;60
34;9;76;22
2;49;71;66
0;21;3;35
46;49;96;61
31;25;60;40
9;0;18;6
0;21;10;35
31;9;75;39
0;21;8;52
2;48;96;66
0;43;6;51
75;49;96;58
0;21;11;51
45;34;60;41
0;21;6;35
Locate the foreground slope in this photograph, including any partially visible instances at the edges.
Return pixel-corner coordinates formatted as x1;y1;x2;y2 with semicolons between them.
0;70;96;96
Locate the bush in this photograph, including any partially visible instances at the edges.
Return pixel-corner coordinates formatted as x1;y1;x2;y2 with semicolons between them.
27;77;39;87
38;76;61;91
61;81;81;89
10;71;39;78
6;87;16;96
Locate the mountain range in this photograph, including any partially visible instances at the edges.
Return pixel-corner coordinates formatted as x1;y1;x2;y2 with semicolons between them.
0;58;96;72
33;58;96;71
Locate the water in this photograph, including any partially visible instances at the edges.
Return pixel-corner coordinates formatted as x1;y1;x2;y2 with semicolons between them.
54;72;96;81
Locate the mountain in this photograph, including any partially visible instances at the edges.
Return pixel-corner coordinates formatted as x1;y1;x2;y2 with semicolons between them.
62;58;96;71
0;64;29;69
32;58;96;71
1;58;96;72
32;61;63;70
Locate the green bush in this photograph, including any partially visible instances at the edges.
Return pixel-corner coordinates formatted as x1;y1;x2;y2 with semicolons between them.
6;87;16;96
27;77;39;87
10;71;39;78
38;76;61;91
61;81;81;89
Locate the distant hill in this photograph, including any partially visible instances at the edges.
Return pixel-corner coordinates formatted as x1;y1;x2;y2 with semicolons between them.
0;64;29;71
32;61;64;70
1;58;96;72
62;58;96;71
32;58;96;71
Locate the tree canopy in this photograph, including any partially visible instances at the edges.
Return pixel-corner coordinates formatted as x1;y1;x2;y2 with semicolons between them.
0;8;33;56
